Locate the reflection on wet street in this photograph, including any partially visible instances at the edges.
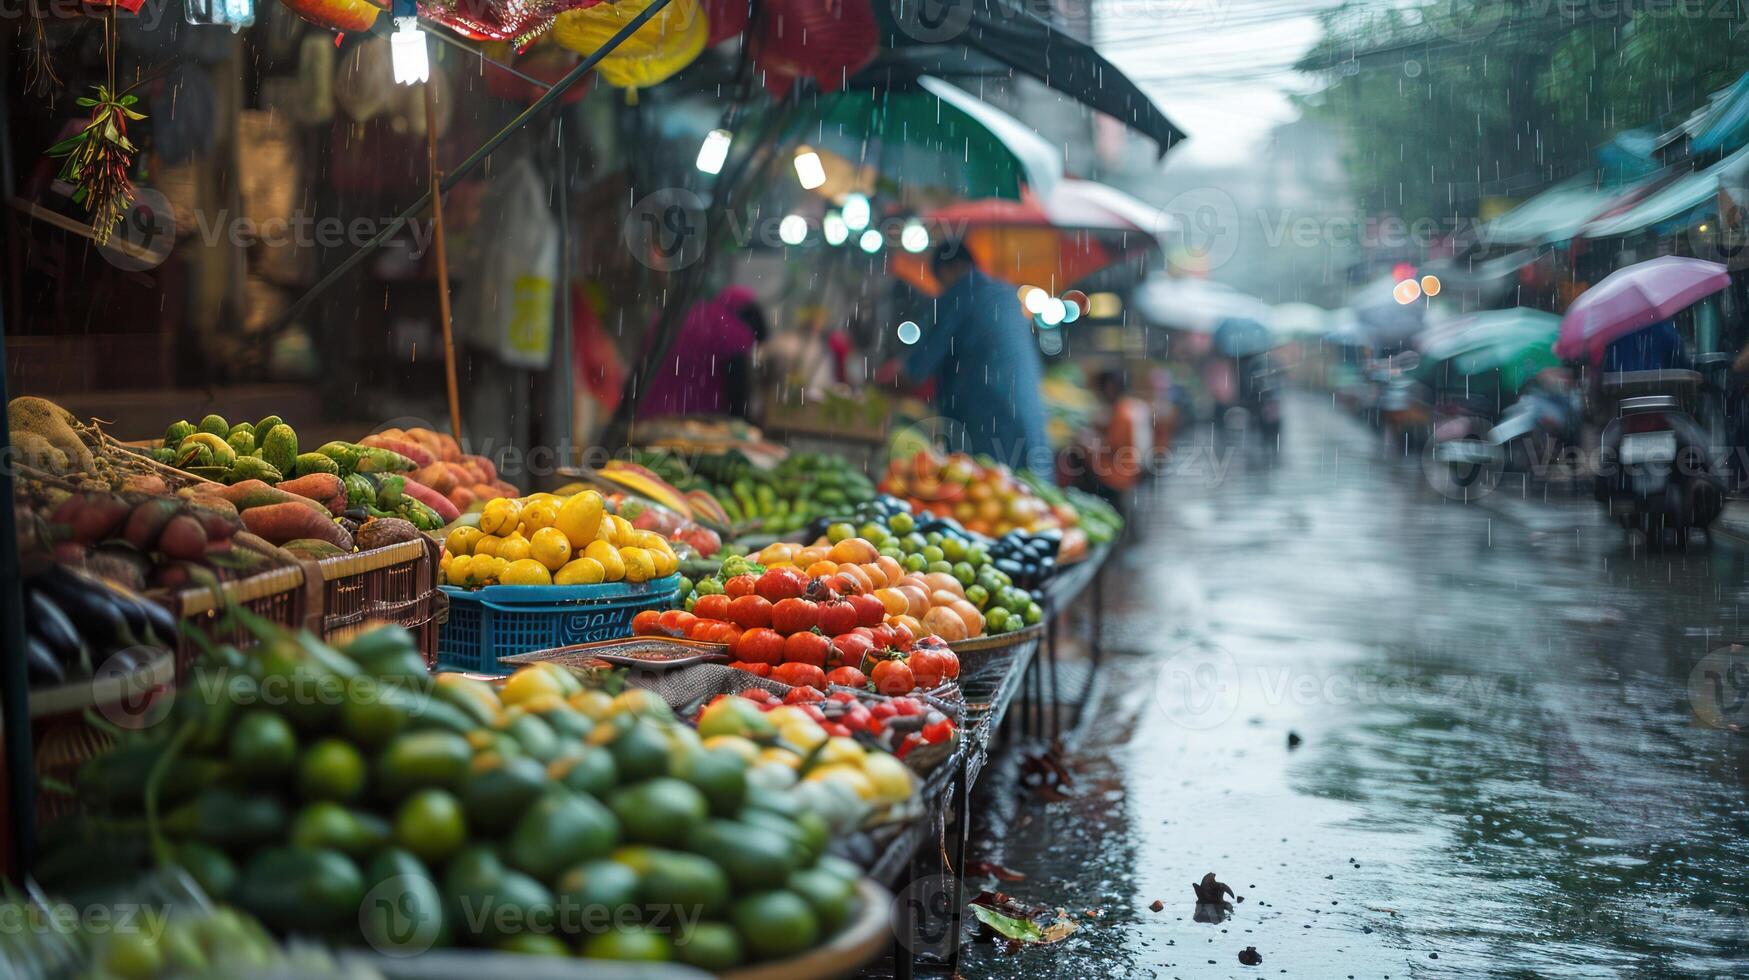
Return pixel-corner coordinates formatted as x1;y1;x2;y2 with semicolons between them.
963;395;1749;978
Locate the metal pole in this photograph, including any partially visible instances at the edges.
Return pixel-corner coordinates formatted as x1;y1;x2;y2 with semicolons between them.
270;0;677;334
423;80;464;443
0;310;36;874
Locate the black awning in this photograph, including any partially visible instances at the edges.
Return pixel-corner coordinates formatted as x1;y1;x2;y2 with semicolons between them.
869;0;1185;157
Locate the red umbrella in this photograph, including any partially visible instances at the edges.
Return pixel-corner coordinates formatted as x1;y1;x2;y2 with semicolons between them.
894;186;1158;295
1554;256;1731;362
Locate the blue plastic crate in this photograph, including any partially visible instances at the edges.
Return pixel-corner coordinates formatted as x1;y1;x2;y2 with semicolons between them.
437;574;680;673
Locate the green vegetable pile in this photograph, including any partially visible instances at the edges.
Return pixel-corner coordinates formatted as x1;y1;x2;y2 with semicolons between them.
631;450;877;534
156;415;414;490
43;612;864;969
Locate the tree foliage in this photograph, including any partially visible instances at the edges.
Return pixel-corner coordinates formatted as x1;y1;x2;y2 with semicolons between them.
1296;2;1749;223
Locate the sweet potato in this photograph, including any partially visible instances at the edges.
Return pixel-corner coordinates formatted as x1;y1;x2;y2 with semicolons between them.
360;433;434;468
447;486;477;511
356;517;421;551
240;502;353;549
470;483;498;502
414;463;457;495
184;499;241;541
464;453;497;484
275;473;347;515
58;493;132;545
400;477;460;523
205;479;328;515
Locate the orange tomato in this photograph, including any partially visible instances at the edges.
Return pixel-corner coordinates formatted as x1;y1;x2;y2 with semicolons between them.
873;588;909;616
828;538;879;565
859;562;888;589
806;560;840;579
949;599;985;636
895;585;930;618
795;545;830;567
889;613;924;636
874;556;905;586
922;573;965;599
838;563;873;593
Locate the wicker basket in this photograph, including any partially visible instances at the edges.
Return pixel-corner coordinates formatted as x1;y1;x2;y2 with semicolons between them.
30;649;177;822
308;536;444;666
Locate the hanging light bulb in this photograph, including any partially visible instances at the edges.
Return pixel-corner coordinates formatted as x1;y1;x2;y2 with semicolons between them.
897;320;922;345
1041;297;1067;326
794;147;827;190
778;215;808;246
900;220;929;253
858;229;883;253
390;0;429;86
842;193;871;231
1022;287;1048;315
823;211;849;246
696;129;732;175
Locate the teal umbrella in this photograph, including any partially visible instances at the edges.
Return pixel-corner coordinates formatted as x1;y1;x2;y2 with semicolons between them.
797;75;1062;201
1416;309;1561;392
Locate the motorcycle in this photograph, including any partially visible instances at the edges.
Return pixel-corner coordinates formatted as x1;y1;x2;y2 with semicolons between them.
1593;369;1724;543
1426;391;1500;491
1488;384;1583;478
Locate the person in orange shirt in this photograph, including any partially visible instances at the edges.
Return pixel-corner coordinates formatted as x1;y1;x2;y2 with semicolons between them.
1089;369;1153;500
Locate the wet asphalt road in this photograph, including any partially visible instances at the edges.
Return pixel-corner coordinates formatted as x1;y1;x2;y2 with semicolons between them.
958;394;1749;979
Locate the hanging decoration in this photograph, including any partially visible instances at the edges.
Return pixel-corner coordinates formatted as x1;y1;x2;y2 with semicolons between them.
751;0;876;96
552;0;706;102
278;0;379;33
700;0;747;44
420;0;602;43
24;0;62;103
46;9;142;246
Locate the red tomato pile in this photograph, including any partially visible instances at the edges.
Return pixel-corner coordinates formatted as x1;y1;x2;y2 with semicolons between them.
708;689;958;761
631;565;960;697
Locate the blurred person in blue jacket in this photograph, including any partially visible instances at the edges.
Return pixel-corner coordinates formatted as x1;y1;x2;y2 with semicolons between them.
880;240;1052;479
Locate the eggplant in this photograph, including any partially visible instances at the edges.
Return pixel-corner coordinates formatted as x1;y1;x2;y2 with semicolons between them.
27;636;66;686
26;590;86;667
28;566;129;651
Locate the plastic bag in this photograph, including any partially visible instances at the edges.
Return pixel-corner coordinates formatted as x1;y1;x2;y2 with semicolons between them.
460;158;557;368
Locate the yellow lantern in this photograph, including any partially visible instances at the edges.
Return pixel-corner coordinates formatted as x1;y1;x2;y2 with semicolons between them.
553;0;707;102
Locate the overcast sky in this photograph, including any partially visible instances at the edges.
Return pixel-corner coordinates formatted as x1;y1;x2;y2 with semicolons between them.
1093;0;1340;165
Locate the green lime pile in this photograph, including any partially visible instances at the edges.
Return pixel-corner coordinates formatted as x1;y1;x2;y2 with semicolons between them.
51;617;862;969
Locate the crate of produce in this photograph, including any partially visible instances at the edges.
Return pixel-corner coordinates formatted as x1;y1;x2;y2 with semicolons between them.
438;574;682;672
309;536;444;665
163;561;307;673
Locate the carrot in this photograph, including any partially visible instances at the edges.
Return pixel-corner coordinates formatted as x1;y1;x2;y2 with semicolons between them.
240;502;353;549
275;473;347;515
401;477;461;523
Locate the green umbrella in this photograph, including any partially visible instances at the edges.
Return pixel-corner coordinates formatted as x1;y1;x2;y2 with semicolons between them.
797;75;1062;201
1416;309;1561;392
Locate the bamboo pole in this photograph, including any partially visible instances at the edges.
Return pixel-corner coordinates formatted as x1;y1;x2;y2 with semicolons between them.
423;80;463;443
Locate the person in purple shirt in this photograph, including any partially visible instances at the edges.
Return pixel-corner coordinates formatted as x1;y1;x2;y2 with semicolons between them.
639;285;769;420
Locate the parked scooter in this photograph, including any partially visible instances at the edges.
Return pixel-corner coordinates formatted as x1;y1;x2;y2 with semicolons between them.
1427;391;1501;490
1489;382;1583;477
1594;370;1724;543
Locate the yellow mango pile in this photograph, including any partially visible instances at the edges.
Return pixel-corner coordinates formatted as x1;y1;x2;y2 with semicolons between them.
440;489;678;587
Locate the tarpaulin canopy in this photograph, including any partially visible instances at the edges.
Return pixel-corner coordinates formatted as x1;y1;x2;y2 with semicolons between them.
1486;177;1640;245
1677;72;1749;155
1132;276;1271;332
1582;143;1749;238
869;0;1184;157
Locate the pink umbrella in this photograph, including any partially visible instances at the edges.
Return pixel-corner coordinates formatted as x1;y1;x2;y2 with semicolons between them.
1554;256;1730;361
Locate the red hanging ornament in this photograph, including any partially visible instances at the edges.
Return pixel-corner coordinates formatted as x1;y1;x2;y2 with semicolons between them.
700;0;748;44
751;0;875;96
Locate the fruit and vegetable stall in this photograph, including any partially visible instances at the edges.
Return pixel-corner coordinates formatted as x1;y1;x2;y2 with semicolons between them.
3;394;1122;978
